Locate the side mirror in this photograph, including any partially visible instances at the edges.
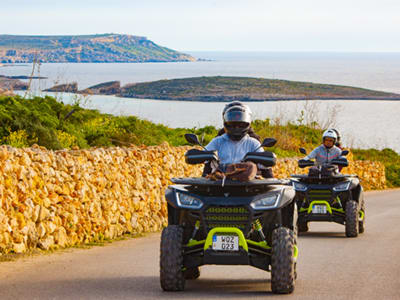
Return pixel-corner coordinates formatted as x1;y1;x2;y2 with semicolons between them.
184;133;201;146
341;150;349;156
261;137;277;148
299;148;307;155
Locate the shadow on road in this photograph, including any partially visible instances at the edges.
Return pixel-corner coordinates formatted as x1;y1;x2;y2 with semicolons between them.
299;231;346;239
0;276;284;299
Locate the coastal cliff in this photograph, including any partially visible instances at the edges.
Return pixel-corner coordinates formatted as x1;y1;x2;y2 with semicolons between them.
0;34;195;63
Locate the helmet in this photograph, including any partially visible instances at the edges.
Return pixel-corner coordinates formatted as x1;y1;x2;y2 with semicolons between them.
322;129;337;148
222;101;252;116
329;128;341;146
223;106;251;141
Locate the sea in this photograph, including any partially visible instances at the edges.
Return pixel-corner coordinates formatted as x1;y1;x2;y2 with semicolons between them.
2;51;400;152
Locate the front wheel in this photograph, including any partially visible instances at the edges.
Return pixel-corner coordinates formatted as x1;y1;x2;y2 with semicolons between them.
271;227;296;294
359;199;366;234
345;200;359;237
160;225;185;291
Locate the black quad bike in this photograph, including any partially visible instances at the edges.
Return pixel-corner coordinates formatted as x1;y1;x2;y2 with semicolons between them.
160;134;298;294
291;148;365;238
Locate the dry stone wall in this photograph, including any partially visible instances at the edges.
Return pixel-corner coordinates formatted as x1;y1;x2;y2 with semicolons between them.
0;143;385;254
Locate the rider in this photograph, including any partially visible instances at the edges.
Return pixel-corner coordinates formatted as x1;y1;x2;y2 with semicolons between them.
330;128;342;148
216;101;261;141
209;102;273;178
202;105;264;176
303;129;342;165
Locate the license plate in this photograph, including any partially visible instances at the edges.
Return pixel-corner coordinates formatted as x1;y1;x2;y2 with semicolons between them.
212;235;239;251
312;205;327;214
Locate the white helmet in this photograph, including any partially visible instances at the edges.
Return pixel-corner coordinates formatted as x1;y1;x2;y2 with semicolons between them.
322;129;337;142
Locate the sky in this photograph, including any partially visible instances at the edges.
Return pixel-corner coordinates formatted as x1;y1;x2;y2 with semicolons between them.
1;0;400;52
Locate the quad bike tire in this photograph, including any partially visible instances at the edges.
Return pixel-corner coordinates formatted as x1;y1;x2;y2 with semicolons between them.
345;200;359;237
297;222;309;233
359;199;365;234
160;225;185;291
184;267;200;280
271;227;296;294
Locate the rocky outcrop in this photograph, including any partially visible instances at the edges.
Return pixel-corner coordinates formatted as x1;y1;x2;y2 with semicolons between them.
79;81;121;95
0;76;28;91
0;143;385;254
45;82;78;93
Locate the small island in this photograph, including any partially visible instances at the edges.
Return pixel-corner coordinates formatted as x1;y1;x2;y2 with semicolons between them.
81;76;399;101
2;76;400;101
119;76;400;101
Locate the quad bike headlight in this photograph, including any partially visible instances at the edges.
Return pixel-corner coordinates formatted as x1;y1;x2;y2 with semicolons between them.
292;181;308;192
333;182;351;192
176;192;203;209
250;193;280;210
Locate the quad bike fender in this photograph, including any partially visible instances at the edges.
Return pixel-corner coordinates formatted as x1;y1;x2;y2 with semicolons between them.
276;187;296;210
165;188;179;208
350;183;364;205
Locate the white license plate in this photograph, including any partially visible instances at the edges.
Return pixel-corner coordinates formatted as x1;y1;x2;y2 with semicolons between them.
312;205;327;214
212;235;239;251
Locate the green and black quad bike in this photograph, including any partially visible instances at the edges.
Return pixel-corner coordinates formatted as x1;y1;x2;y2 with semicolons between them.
291;148;365;237
160;134;298;294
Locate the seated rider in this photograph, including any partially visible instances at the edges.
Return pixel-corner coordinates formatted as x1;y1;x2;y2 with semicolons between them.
202;104;272;178
330;128;342;148
303;129;342;165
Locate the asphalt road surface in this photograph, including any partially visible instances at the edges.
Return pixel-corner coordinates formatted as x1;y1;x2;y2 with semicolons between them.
0;190;399;300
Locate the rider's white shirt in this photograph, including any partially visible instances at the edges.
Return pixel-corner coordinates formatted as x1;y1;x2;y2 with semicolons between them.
205;133;263;168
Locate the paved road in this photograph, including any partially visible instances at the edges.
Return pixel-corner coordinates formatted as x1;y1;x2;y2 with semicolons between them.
0;190;399;300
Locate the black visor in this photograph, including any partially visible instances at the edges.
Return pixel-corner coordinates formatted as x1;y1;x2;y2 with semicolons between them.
224;109;251;124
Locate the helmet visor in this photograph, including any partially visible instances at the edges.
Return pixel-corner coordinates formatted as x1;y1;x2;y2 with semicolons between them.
224;110;251;123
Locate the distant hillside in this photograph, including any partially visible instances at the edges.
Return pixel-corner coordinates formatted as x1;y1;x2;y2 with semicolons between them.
0;34;195;63
120;76;400;101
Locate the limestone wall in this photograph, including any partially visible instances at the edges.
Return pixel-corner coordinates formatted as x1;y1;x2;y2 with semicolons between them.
0;143;385;254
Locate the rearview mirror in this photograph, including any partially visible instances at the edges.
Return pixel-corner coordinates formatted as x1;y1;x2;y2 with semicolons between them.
184;133;201;146
261;137;277;148
299;148;307;155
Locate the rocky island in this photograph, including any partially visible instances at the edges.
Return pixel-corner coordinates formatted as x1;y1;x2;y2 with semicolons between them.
75;76;399;101
0;34;195;63
3;76;400;101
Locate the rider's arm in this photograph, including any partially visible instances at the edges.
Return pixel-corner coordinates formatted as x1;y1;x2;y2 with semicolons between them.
304;147;319;160
203;137;220;176
204;137;220;151
250;138;264;153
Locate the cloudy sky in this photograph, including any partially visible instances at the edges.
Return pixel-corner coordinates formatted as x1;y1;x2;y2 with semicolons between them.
2;0;400;52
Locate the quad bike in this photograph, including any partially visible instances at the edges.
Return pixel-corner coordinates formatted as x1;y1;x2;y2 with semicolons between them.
160;134;298;294
291;148;365;237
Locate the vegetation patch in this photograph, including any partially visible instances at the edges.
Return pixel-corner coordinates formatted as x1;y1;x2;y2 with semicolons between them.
0;94;398;186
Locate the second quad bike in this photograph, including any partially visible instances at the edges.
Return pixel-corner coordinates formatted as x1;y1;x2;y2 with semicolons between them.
291;148;365;237
160;134;298;294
